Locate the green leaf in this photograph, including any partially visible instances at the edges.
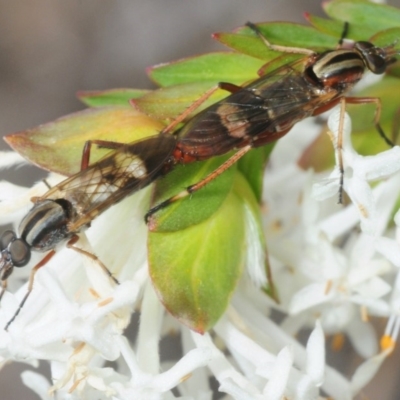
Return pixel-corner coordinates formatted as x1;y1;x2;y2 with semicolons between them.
212;32;280;61
370;27;400;48
132;82;228;122
148;174;248;333
233;171;278;302
148;154;236;232
348;76;400;152
301;76;400;172
238;145;274;202
148;52;264;87
388;63;400;79
257;53;304;76
304;13;344;37
234;22;338;50
77;88;150;107
4;106;164;175
324;0;400;33
352;77;400;131
213;22;337;65
214;22;337;77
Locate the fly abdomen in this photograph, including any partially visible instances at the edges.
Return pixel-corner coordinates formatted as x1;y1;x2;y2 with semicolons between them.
18;199;74;252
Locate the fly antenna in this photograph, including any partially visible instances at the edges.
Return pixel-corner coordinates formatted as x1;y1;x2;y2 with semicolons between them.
338;21;350;46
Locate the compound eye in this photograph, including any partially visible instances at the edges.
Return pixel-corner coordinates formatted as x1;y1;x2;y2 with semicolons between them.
9;239;31;267
0;230;16;251
355;41;387;74
365;54;386;74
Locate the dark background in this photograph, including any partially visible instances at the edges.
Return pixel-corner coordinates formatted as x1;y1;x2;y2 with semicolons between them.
0;1;400;399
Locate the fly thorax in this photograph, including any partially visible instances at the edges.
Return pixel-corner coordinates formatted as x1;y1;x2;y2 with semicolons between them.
18;199;74;252
306;49;365;90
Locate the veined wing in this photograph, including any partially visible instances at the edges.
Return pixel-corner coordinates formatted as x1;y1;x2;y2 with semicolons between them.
41;134;177;231
176;57;333;155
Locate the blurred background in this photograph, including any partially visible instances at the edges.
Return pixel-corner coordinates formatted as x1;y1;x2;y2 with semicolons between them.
0;1;400;399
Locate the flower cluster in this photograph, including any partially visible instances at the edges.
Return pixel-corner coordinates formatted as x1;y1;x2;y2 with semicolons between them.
0;94;399;399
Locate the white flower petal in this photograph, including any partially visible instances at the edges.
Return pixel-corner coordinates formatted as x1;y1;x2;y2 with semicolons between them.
346;318;378;358
306;320;325;386
262;346;293;400
0;151;27;169
350;350;391;395
375;237;400;267
21;371;52;400
362;147;400;180
290;283;333;314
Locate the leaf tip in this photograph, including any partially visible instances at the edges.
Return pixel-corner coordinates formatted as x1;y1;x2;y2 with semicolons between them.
129;98;139;109
321;0;332;11
147;215;158;232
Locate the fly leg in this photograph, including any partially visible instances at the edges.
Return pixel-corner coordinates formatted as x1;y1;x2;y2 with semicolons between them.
344;96;394;147
336;98;347;204
245;22;315;56
0;280;7;302
246;21;350;55
66;235;119;285
392;107;400;144
145;145;252;223
4;251;55;330
159;82;243;135
4;234;118;330
0;257;14;302
80;139;127;170
334;96;394;204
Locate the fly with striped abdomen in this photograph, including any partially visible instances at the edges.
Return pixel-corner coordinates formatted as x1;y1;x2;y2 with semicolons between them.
0;134;178;330
1;22;399;329
144;22;399;219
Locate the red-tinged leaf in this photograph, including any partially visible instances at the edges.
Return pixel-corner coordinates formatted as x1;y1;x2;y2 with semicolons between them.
298;128;335;172
148;174;248;333
148;52;264;87
5;106;165;176
77;88;150;107
323;0;400;33
132;82;227;122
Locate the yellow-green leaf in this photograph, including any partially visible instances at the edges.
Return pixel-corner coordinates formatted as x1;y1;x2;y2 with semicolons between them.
5;106;164;175
77;88;150;107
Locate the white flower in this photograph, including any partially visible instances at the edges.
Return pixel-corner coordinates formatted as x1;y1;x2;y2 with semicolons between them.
1;89;400;400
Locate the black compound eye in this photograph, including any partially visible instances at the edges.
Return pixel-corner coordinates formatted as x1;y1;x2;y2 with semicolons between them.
355;41;387;74
366;54;386;74
9;239;31;267
0;230;16;251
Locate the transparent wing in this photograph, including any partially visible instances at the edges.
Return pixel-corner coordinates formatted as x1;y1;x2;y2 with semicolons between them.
177;58;333;155
41;134;177;230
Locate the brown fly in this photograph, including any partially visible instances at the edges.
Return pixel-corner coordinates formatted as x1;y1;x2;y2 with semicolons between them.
1;22;398;329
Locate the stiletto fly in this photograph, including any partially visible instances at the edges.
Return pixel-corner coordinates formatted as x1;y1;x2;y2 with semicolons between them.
1;22;399;329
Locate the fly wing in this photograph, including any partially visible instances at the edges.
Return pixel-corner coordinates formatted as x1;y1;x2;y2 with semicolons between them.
41;134;177;230
176;58;327;156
